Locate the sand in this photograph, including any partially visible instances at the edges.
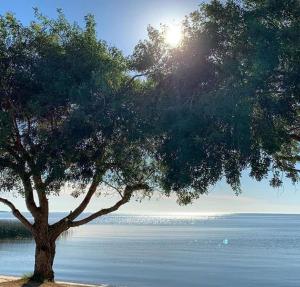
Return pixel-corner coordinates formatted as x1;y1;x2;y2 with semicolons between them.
0;276;108;287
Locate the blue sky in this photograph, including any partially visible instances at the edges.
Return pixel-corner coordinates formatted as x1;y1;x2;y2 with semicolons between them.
0;0;202;56
0;0;300;214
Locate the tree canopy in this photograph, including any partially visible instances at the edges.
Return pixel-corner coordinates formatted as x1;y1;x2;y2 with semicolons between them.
0;9;155;206
132;0;300;202
0;0;299;281
0;1;298;221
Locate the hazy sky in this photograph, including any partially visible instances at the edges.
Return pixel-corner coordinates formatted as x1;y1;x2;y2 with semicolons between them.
0;0;300;214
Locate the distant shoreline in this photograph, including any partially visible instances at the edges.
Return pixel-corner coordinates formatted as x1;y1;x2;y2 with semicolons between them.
2;211;300;216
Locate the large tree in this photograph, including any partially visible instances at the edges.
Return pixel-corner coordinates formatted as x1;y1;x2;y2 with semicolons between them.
0;0;299;282
132;0;300;194
0;10;156;281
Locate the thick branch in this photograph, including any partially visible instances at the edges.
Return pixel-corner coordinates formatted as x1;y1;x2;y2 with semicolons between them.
32;174;48;211
69;183;149;227
20;175;40;218
126;73;149;86
0;197;33;231
49;182;148;240
69;190;132;227
68;176;102;221
8;112;45;212
18;144;48;210
50;174;102;232
118;72;149;96
17;149;47;210
0;158;39;218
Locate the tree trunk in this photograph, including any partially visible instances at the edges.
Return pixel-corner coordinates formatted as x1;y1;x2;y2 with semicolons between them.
33;238;56;282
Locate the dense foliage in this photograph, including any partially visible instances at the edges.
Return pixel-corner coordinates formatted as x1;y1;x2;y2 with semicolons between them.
132;0;300;203
0;10;155;201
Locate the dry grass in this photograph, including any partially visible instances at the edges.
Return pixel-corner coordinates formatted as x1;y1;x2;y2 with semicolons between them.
0;279;99;287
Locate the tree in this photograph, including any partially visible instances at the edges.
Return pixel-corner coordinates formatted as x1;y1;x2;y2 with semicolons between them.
0;10;156;281
0;1;299;282
132;0;300;196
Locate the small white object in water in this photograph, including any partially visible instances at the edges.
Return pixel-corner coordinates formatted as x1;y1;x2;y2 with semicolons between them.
223;238;229;245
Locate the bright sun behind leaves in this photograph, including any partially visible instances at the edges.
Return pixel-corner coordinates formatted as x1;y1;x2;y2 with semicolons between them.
165;24;183;47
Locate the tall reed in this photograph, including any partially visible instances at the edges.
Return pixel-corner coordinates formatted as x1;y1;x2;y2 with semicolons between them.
0;220;32;239
0;220;71;239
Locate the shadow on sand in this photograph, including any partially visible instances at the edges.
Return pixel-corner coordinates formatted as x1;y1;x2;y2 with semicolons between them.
21;280;43;287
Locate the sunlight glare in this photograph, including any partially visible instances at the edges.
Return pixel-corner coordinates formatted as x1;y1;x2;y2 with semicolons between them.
165;24;182;47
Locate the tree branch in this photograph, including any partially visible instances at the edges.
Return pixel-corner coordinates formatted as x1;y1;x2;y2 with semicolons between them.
8;110;47;212
0;197;33;231
69;183;149;227
118;72;149;96
20;174;40;218
126;73;149;86
69;189;132;227
68;175;102;221
50;173;102;232
32;174;48;212
0;157;39;218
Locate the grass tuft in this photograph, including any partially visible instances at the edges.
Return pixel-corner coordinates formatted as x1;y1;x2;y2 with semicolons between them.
21;272;34;280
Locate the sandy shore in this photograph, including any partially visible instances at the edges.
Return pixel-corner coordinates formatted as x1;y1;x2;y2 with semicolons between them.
0;276;18;284
0;276;109;287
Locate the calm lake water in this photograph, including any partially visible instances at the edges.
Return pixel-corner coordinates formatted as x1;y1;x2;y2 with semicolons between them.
1;212;300;287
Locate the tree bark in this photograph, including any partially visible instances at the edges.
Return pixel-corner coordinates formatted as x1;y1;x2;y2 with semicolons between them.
33;237;56;282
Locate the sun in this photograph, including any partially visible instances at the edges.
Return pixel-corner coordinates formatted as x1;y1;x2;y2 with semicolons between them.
165;24;182;47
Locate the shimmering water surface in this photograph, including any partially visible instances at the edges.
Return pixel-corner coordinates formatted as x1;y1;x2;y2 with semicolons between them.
1;213;300;287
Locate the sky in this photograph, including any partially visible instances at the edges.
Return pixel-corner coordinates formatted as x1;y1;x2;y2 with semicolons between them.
0;0;300;214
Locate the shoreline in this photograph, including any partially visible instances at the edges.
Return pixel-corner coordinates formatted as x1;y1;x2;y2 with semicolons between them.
0;275;109;287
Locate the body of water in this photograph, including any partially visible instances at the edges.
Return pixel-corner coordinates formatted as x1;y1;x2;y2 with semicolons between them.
0;212;300;287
